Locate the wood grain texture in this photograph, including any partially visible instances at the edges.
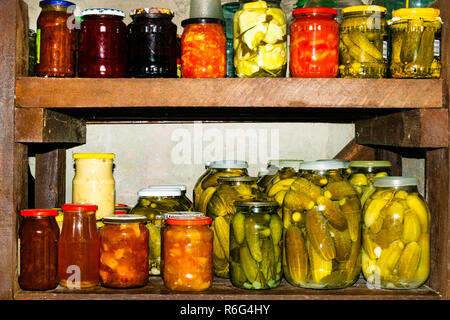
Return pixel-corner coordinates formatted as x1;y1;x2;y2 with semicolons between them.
35;149;66;209
333;138;375;161
375;149;402;177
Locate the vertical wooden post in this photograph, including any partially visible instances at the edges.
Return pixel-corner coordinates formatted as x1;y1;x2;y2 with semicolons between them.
375;148;402;176
35;148;66;208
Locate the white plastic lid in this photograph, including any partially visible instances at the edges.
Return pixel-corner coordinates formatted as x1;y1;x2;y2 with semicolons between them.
209;160;248;169
81;8;125;17
374;176;418;188
300;160;347;171
147;184;187;193
137;187;181;197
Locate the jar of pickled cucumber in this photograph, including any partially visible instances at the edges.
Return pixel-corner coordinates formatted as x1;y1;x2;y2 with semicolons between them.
389;8;442;79
362;177;430;289
339;5;388;78
349;160;391;207
147;184;193;211
207;176;259;278
233;0;287;77
282;160;362;289
230;200;282;289
194;160;249;213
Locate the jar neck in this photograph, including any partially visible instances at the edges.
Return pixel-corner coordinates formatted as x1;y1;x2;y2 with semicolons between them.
74;159;114;176
343;11;386;19
378;185;419;193
41;4;72;13
294;12;336;19
132;13;173;21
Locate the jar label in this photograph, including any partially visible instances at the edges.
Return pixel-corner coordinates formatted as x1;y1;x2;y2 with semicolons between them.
382;40;388;59
36;29;41;64
434;39;440;58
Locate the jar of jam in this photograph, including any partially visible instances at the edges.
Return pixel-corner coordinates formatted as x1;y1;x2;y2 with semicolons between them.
58;204;100;288
19;209;59;290
162;216;213;291
127;8;177;78
78;8;127;78
36;0;76;77
181;18;227;78
99;215;149;288
290;7;339;78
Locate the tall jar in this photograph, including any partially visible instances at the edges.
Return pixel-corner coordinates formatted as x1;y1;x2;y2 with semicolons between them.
72;153;115;220
58;204;100;288
194;160;249;213
230;201;283;289
78;8;127;78
35;0;76;77
339;5;388;78
127;8;177;78
282;160;362;289
99;215;149;288
207;176;259;278
290;7;339;78
233;0;287;77
19;209;59;291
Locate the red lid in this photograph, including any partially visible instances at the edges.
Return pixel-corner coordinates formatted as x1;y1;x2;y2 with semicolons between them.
21;209;58;217
61;203;98;212
114;210;128;215
166;216;212;226
293;7;337;17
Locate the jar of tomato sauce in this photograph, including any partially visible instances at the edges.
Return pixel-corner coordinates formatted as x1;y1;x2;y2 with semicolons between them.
162;215;213;291
290;7;339;78
19;209;59;291
58;203;100;289
36;0;76;77
181;18;226;78
78;8;127;78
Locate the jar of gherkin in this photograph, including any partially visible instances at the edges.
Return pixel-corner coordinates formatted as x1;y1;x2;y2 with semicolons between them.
194;160;249;213
230;201;283;289
339;5;388;78
283;160;361;289
206;176;259;278
349;160;391;207
233;0;287;77
362;177;430;289
389;8;442;79
147;184;193;211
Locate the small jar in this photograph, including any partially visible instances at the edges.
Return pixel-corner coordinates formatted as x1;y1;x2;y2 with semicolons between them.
230;201;282;289
58;204;100;289
181;18;227;78
19;209;59;290
234;0;287;77
127;8;177;78
35;0;76;77
72;153;115;220
290;7;339;78
99;215;149;288
339;5;388;78
162;216;213;291
389;8;442;79
78;8;127;78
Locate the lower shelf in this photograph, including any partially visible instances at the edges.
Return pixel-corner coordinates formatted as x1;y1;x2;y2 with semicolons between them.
14;277;441;300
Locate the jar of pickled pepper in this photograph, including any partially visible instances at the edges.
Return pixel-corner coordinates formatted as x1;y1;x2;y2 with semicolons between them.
181;18;227;78
162;216;213;291
290;7;339;78
234;0;287;77
389;8;442;79
362;177;430;289
282;160;362;289
230;201;283;289
339;5;388;78
99;215;149;288
19;209;59;291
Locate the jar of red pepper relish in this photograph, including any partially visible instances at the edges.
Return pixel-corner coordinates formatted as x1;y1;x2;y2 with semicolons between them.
290;7;339;78
181;18;226;78
78;8;127;78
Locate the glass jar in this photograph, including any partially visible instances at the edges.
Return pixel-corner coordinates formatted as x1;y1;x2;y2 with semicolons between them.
373;0;436;20
58;204;100;288
35;0;76;77
230;201;282;289
290;7;339;78
222;2;241;77
389;8;441;79
194;160;249;213
19;209;59;290
348;160;391;207
127;8;177;78
181;18;227;78
339;5;388;78
207;176;259;278
233;0;287;77
282;160;362;289
99;215;149;288
78;8;127;78
362;177;430;289
72;153;115;220
146;184;194;211
301;0;366;22
162;216;213;291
